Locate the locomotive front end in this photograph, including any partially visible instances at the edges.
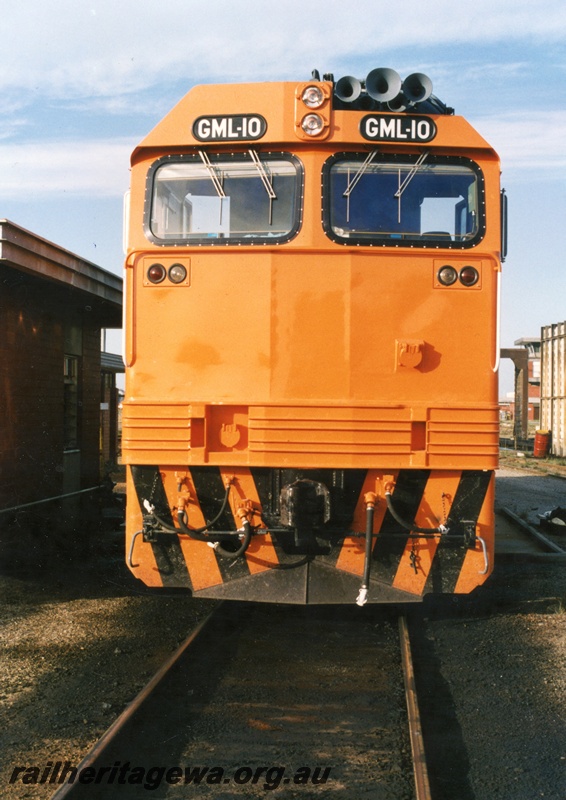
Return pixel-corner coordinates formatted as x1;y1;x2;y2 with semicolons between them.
122;69;504;604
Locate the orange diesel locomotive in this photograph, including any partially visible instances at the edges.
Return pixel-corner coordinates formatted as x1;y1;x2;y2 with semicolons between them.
123;68;506;604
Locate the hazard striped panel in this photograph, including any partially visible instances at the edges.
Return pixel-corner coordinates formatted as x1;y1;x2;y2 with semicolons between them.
127;465;494;602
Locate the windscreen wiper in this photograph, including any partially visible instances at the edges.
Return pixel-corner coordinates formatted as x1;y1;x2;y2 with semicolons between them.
342;150;378;223
249;149;277;224
198;150;226;225
395;151;428;198
395;151;428;223
198;150;226;197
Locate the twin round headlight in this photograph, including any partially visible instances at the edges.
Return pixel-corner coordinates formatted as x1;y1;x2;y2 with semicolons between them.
301;86;325;109
300;85;327;137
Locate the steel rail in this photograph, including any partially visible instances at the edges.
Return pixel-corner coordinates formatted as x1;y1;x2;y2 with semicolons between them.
500;506;565;554
49;605;221;799
399;615;432;800
0;485;104;515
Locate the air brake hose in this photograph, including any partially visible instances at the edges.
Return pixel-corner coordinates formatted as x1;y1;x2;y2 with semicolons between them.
174;483;253;558
214;519;253;560
356;494;376;607
175;512;214;542
384;487;448;535
135;483;253;565
190;482;233;535
175;510;252;558
147;482;248;545
145;482;233;541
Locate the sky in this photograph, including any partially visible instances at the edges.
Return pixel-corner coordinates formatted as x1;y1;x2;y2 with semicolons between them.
1;0;565;395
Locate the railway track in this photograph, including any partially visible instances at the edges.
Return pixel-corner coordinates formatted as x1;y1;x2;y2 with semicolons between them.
496;506;566;558
49;604;431;800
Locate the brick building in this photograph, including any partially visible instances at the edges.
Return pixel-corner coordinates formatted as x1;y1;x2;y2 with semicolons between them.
514;337;541;422
499;337;541;432
101;351;124;471
0;220;122;512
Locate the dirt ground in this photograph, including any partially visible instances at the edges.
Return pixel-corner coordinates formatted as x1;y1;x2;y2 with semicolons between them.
0;466;565;799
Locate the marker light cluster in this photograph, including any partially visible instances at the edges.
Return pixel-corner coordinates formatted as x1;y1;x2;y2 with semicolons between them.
296;82;331;139
437;265;479;287
147;263;187;284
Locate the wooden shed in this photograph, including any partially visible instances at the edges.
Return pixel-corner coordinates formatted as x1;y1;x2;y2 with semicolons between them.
0;220;123;513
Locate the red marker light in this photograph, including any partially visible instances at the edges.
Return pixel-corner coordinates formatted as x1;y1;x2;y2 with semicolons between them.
147;263;166;284
459;266;479;286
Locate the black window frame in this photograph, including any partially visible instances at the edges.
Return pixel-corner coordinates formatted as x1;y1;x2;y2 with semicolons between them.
321;151;486;250
144;151;304;247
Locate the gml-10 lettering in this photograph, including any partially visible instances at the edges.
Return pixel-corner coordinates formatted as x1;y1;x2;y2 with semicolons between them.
360;114;437;142
192;114;267;141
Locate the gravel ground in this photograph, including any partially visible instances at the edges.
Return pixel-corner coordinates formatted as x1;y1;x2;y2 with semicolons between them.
0;546;217;800
1;466;565;800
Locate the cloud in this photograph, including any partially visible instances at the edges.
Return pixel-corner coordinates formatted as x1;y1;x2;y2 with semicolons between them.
0;138;134;199
472;111;566;174
0;107;563;205
2;0;566;99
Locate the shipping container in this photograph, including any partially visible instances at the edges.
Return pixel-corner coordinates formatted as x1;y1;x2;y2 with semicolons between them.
540;322;566;456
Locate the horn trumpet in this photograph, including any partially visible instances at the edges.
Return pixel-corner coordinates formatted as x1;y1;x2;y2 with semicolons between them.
365;68;402;103
402;72;433;104
334;75;363;103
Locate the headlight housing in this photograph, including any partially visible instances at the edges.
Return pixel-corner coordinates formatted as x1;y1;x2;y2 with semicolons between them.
301;85;325;109
301;113;325;136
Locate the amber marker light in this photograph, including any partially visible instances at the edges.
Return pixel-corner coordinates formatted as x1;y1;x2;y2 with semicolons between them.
459;266;479;286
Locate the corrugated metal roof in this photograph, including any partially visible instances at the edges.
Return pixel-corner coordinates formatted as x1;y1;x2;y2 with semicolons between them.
101;352;125;372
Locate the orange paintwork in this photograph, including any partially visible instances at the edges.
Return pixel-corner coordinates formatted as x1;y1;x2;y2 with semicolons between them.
219;467;280;573
392;471;464;594
123;77;502;595
453;477;495;594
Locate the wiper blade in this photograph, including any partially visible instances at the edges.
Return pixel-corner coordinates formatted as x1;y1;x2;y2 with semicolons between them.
343;150;378;198
249;150;276;199
198;150;226;197
249;149;276;225
342;150;378;223
394;151;428;199
395;151;428;224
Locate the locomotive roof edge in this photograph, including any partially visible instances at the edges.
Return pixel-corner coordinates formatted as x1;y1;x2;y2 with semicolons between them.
131;80;498;165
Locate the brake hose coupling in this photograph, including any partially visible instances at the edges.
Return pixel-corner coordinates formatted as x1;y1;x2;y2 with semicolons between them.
175;471;188;492
176;494;189;516
364;491;378;510
236;500;254;526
